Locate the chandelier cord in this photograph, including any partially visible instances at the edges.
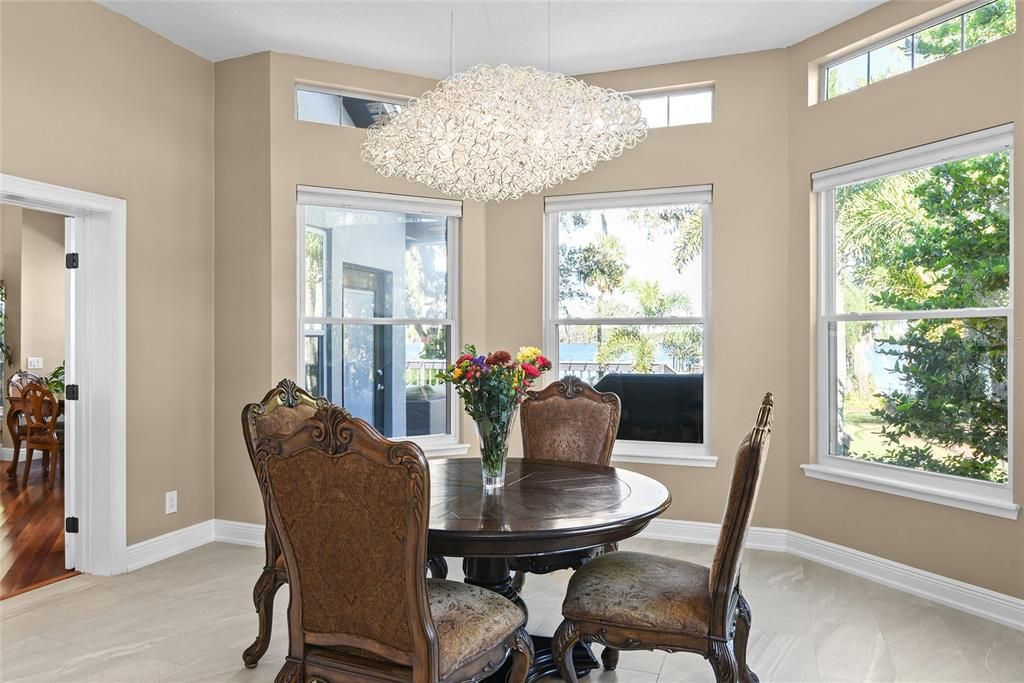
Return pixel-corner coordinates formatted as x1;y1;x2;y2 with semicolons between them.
448;0;454;78
546;0;551;72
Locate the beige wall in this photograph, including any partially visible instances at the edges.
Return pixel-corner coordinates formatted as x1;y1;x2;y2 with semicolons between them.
0;1;216;543
19;208;65;378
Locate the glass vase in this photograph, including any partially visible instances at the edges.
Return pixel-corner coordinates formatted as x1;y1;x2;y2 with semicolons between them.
474;408;517;490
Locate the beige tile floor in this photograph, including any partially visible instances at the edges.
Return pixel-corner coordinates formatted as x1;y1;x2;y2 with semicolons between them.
1;537;1022;682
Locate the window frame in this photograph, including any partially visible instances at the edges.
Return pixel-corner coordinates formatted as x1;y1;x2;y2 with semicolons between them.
628;85;715;129
808;126;1018;519
543;186;715;467
296;186;468;457
295;82;409;128
819;0;1014;101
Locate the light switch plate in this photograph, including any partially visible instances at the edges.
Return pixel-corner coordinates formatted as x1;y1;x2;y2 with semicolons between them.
27;357;43;369
165;490;178;515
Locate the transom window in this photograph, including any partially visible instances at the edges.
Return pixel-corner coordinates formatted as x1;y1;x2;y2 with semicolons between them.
823;0;1015;100
296;85;406;128
810;125;1017;518
298;187;462;453
632;87;714;128
544;187;712;465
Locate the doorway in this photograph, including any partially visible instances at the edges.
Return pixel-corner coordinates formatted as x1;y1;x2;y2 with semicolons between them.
0;174;127;584
0;205;73;597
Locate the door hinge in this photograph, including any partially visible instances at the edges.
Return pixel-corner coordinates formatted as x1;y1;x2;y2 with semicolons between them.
66;384;79;400
66;252;79;269
66;517;79;534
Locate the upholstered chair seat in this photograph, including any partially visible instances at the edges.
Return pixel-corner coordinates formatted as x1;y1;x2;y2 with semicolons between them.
561;552;710;636
426;579;527;675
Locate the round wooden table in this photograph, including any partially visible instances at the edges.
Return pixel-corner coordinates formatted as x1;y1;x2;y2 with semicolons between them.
427;458;671;681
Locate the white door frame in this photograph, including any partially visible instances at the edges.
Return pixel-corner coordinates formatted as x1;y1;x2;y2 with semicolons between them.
0;174;128;576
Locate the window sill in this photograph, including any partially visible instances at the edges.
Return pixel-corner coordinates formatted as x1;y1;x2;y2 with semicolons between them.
418;440;471;458
612;441;717;468
802;462;1019;520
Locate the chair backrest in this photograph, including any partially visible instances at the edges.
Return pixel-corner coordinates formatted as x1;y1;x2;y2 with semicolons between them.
241;378;329;447
8;371;44;399
708;393;774;636
252;404;438;673
22;383;60;435
520;376;621;466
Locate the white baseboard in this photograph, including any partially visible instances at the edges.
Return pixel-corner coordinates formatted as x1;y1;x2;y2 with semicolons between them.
0;447;14;462
125;520;215;572
213;519;264;547
643;518;1024;632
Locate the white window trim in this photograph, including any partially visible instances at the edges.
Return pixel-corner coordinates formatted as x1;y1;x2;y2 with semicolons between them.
819;0;1009;102
627;85;716;129
295;82;410;115
296;187;470;457
812;127;1017;519
543;186;714;467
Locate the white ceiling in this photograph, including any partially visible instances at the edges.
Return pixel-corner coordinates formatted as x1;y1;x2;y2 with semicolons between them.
99;0;885;80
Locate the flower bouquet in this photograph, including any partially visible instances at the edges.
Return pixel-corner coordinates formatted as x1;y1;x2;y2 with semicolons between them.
437;345;553;489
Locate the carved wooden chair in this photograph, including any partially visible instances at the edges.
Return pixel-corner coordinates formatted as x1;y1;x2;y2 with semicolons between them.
253;403;534;683
552;393;774;682
240;379;330;668
21;383;64;488
509;376;621;591
5;371;44;480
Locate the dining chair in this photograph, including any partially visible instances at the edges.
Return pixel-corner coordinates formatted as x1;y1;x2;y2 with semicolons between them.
21;382;64;488
252;402;533;683
5;371;44;480
240;378;329;668
508;376;622;593
551;393;774;682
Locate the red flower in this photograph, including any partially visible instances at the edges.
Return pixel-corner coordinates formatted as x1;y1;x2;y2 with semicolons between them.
456;354;473;364
486;350;512;366
536;355;552;371
522;363;540;378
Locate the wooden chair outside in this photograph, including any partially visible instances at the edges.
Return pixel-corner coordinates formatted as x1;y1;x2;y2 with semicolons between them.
5;371;44;480
551;393;774;682
240;378;329;668
21;383;64;488
253;402;533;682
508;376;622;592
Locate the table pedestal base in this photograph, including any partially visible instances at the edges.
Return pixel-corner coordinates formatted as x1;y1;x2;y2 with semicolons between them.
462;558;600;681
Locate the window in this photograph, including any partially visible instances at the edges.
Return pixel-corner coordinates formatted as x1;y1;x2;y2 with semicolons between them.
632;87;714;129
823;0;1015;99
296;85;406;128
544;187;713;466
298;187;465;454
809;125;1017;518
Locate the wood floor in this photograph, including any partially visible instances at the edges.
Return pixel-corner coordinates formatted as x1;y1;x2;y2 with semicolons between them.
1;459;75;599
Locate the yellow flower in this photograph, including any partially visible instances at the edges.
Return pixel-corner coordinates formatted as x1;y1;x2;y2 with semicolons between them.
516;346;543;363
453;368;463;379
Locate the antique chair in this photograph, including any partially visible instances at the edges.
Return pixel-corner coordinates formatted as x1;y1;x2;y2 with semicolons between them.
5;371;45;480
509;376;621;591
552;393;774;682
252;402;533;682
240;379;329;668
21;383;64;488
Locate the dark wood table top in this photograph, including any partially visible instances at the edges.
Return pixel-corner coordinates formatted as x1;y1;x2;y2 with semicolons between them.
427;458;671;558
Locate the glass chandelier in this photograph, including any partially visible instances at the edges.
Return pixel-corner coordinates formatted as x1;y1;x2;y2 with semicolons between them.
361;64;648;202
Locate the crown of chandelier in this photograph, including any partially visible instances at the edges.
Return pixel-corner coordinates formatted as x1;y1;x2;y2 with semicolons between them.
361;64;648;202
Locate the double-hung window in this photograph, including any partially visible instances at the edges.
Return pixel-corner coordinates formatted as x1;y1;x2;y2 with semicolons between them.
297;187;465;455
809;125;1017;518
544;186;713;466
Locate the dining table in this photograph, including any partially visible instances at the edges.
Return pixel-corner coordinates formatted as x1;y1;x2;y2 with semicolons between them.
427;457;672;682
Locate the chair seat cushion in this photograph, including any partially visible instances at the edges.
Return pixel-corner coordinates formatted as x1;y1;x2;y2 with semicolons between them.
428;579;525;675
561;551;711;636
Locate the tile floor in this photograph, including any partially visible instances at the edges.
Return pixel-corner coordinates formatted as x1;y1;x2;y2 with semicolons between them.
1;537;1022;682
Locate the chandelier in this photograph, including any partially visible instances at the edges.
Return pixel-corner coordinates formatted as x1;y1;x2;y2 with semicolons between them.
361;64;648;202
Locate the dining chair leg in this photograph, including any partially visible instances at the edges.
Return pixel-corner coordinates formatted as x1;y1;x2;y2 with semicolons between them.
601;646;620;670
21;447;34;487
552;620;582;683
735;593;758;683
507;627;534;683
6;437;20;480
242;568;285;668
48;445;59;489
708;639;739;683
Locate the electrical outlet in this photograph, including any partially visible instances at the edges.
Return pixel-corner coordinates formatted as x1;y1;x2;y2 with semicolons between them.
165;490;178;515
27;357;43;369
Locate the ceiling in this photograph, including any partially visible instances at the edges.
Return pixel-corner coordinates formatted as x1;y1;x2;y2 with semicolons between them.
99;0;885;80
